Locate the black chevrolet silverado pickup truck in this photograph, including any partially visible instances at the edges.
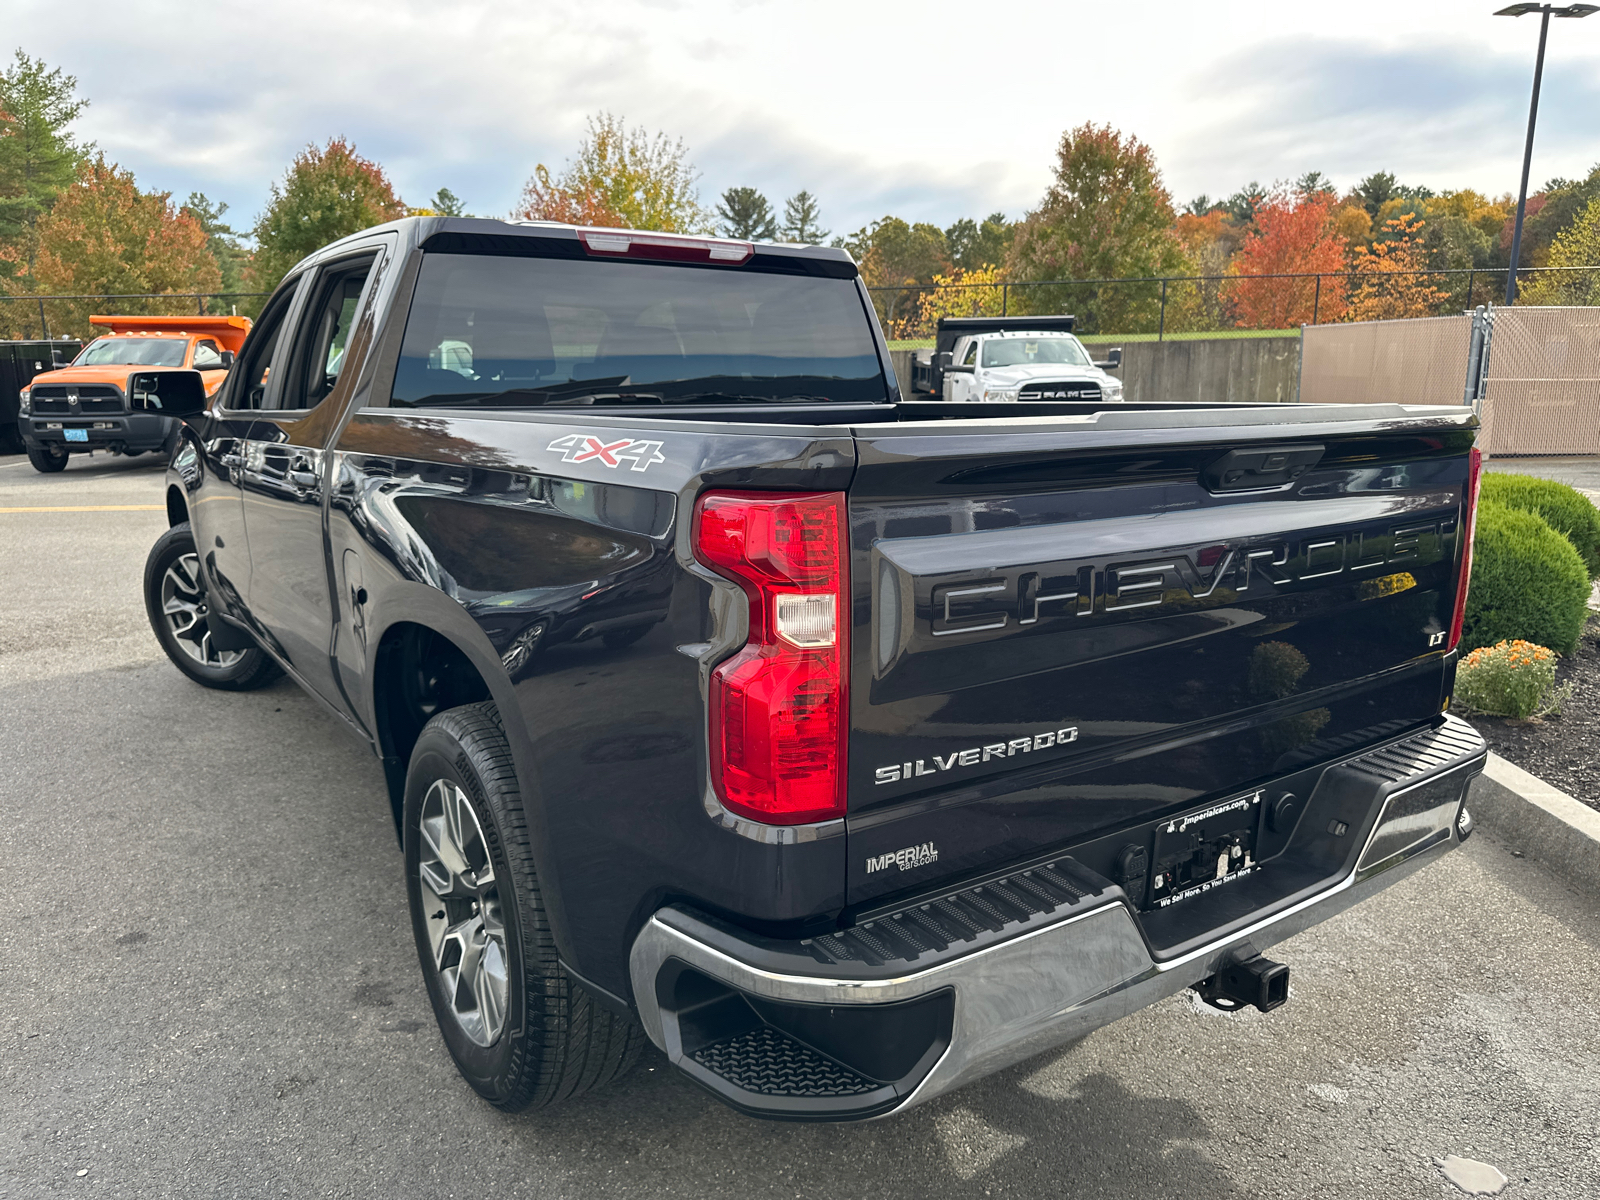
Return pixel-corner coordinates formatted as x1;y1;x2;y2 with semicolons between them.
144;216;1487;1121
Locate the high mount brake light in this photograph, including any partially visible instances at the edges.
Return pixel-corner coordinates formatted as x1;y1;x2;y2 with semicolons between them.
577;228;754;265
693;491;848;825
1446;445;1483;654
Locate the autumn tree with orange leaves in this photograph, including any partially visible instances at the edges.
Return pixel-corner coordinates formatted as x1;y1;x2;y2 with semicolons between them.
1226;191;1349;328
514;113;705;233
1347;214;1450;320
21;155;218;338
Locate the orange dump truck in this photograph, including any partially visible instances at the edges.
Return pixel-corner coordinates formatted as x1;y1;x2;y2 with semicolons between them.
17;315;251;472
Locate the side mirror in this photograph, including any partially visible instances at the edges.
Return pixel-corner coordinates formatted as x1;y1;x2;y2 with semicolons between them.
1093;347;1123;371
219;350;236;368
129;369;208;417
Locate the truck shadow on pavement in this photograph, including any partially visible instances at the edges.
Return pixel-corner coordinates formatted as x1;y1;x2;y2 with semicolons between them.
500;1046;1241;1198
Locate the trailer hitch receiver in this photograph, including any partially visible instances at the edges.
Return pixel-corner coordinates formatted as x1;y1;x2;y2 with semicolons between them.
1194;944;1289;1013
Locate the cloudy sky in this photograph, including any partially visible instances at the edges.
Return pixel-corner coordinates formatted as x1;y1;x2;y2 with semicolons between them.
10;0;1600;239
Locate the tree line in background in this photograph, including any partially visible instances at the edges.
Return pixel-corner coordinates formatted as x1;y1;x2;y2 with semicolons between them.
2;49;1598;342
858;125;1600;337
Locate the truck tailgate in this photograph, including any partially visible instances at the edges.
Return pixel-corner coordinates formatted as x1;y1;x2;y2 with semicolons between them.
844;405;1477;907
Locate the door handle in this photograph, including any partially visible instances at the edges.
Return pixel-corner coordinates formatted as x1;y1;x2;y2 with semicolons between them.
288;469;319;488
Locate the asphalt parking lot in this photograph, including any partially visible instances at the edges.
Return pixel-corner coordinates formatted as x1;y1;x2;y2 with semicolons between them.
3;449;1600;1199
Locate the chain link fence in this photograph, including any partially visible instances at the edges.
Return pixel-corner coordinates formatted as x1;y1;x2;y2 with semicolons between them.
0;293;271;343
1299;314;1477;407
1300;306;1600;455
869;267;1600;346
1479;307;1600;456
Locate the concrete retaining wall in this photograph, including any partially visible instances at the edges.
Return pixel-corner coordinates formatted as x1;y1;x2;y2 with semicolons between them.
889;336;1302;405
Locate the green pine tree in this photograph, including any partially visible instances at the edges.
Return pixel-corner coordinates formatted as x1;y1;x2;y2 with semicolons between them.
715;186;777;240
0;51;91;283
781;191;829;244
182;193;249;295
432;187;467;216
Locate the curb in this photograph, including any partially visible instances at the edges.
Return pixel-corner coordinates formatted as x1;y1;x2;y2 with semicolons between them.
1468;752;1600;894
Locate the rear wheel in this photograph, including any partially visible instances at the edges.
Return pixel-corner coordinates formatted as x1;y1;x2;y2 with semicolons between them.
405;702;644;1110
143;523;281;690
26;443;68;473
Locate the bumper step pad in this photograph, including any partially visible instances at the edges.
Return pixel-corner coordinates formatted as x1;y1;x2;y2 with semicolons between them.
690;1026;880;1098
1345;717;1486;784
805;858;1105;969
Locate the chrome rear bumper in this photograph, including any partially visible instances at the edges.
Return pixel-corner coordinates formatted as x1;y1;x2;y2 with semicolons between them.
631;717;1485;1120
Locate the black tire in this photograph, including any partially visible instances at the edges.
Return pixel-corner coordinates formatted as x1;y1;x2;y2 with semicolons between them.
143;523;282;690
404;702;644;1111
26;443;68;473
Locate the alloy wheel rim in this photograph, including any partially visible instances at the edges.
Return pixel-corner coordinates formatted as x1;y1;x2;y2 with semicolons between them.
418;779;510;1047
160;553;242;669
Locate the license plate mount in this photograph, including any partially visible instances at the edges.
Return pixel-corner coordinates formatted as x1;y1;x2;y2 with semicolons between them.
1145;789;1266;910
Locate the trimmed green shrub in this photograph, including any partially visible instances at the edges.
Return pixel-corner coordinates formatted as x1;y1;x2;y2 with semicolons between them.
1480;473;1600;580
1454;639;1571;719
1461;503;1590;655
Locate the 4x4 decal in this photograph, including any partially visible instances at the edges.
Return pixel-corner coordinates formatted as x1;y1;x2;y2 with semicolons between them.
546;433;666;473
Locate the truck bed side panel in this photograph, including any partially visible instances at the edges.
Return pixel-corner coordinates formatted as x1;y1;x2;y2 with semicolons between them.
328;409;858;998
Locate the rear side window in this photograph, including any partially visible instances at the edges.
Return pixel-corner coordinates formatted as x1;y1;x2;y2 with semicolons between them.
390;254;887;407
281;255;378;410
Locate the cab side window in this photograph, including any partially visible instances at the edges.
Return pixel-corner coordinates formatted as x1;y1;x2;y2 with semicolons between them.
962;340;979;366
281;255;378;411
229;282;300;410
193;340;224;369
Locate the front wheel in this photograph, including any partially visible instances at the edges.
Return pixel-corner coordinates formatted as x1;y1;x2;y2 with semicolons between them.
405;702;644;1111
143;523;281;690
26;443;68;473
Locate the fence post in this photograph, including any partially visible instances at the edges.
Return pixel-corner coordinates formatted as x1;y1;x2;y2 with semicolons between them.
1311;275;1321;326
1466;269;1475;310
1296;325;1304;403
1158;278;1167;341
1470;304;1495;418
38;299;49;342
198;294;205;315
1002;283;1008;317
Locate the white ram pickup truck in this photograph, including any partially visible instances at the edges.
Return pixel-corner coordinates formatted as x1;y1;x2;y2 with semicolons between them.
906;316;1124;403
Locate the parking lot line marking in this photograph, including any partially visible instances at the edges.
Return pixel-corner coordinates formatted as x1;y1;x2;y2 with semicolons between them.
0;504;165;513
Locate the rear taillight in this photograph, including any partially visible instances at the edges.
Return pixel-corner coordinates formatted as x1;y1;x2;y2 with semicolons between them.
693;490;848;825
1446;445;1483;653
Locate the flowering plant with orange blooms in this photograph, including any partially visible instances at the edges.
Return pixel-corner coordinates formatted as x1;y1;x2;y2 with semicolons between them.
1454;638;1570;720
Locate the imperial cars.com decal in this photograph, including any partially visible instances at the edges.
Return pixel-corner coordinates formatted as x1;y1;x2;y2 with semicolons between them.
866;842;940;874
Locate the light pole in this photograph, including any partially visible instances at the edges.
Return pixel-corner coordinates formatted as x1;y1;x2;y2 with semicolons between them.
1495;3;1598;304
